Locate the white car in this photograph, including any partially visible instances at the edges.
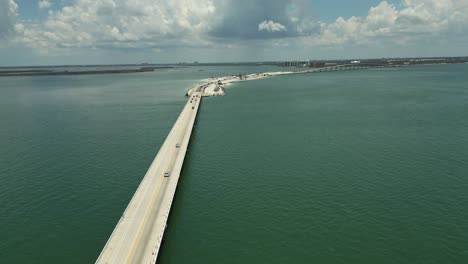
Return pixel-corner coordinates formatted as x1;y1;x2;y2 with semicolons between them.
164;171;170;177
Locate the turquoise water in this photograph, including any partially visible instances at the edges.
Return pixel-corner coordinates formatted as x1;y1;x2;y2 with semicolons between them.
1;65;468;263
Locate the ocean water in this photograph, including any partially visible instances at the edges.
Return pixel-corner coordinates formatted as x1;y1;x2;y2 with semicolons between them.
1;64;468;263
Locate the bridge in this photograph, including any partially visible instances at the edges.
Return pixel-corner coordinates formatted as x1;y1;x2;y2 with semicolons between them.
301;64;369;73
96;93;202;264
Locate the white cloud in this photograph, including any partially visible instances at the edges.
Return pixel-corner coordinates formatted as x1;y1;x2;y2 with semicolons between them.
38;0;51;9
307;0;468;47
15;0;216;51
258;20;287;32
0;0;18;39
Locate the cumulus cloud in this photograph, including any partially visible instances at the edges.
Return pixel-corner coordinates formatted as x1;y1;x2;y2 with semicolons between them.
38;0;51;9
311;0;468;46
15;0;216;51
209;0;318;39
258;20;287;32
0;0;18;39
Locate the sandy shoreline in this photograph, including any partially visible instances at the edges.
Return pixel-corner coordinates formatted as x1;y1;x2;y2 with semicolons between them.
186;70;297;97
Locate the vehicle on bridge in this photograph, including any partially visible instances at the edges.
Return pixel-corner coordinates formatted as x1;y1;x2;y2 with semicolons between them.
164;171;171;177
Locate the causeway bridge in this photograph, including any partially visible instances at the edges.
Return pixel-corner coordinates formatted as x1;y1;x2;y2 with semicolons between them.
300;64;369;73
96;93;202;264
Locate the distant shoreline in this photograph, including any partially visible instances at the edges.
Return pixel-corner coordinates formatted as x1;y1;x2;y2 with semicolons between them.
0;66;177;77
2;56;467;78
2;56;467;69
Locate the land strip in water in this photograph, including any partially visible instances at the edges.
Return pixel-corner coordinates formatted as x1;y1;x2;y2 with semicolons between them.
0;66;176;77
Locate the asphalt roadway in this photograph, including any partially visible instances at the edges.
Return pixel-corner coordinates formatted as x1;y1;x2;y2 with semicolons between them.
96;93;202;264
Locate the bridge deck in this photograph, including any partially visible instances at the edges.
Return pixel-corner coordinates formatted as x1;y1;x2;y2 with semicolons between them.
96;93;202;264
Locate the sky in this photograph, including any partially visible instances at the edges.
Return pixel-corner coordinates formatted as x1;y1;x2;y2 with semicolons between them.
1;0;467;66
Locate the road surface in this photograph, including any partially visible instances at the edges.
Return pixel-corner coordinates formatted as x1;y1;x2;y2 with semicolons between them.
96;93;202;264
